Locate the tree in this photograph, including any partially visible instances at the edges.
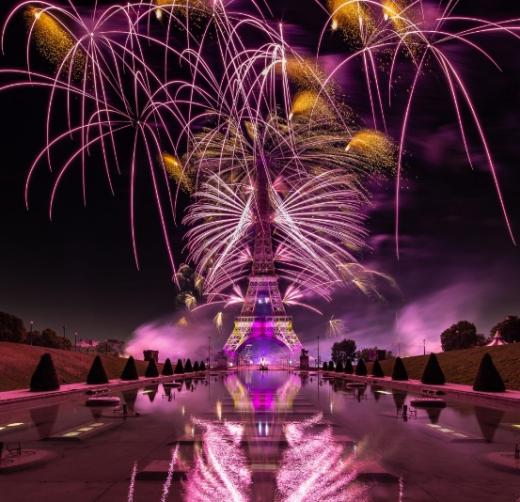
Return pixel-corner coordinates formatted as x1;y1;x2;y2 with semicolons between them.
344;359;353;374
421;353;445;385
327;361;335;371
30;353;60;391
473;353;505;392
0;312;26;343
490;315;520;343
355;358;367;376
371;360;384;378
86;355;109;384
33;329;71;350
440;321;478;351
174;359;184;374
145;358;160;378
200;361;206;371
391;357;408;381
335;360;344;372
331;339;357;365
193;361;200;372
184;358;193;373
162;358;174;376
121;356;139;380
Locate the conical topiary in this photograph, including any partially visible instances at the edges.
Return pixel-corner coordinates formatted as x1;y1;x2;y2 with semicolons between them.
473;353;505;392
86;355;109;385
322;361;328;371
371;359;385;378
145;358;160;378
344;359;353;374
121;356;139;381
327;361;335;371
174;359;184;374
162;358;174;376
184;358;193;373
391;357;408;381
355;358;367;376
200;361;206;371
193;361;200;372
421;353;445;385
30;353;60;392
335;361;344;372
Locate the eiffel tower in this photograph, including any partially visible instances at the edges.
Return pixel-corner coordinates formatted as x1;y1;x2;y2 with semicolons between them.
223;165;303;356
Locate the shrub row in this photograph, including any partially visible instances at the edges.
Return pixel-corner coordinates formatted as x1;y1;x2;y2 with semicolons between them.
29;354;209;391
321;352;506;393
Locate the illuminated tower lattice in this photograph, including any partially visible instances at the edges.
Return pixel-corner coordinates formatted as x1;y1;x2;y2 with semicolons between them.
223;166;303;356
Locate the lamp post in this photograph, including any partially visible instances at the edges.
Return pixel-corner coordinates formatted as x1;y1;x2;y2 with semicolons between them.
208;335;211;370
317;334;320;369
74;332;78;352
29;321;34;346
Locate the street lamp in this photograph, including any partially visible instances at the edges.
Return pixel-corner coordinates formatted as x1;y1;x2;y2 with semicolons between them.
29;321;34;346
74;332;78;352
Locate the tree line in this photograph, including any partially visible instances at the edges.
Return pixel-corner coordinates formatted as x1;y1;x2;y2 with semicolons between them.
0;311;71;350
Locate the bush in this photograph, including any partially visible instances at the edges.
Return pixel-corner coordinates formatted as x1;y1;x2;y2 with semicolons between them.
322;361;328;371
200;361;206;371
174;359;184;374
473;353;505;392
421;353;445;385
184;359;193;373
335;361;344;372
162;358;174;376
121;356;139;380
391;357;408;381
327;361;335;371
193;361;200;372
145;358;160;378
344;359;353;374
355;358;367;376
86;355;109;384
30;353;60;391
371;359;384;377
441;321;478;351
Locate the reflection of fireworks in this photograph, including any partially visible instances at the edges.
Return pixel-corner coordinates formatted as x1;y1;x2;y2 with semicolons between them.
185;418;251;502
278;413;367;501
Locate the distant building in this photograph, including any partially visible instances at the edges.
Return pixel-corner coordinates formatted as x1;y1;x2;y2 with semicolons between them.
143;350;159;362
487;330;507;347
77;339;98;352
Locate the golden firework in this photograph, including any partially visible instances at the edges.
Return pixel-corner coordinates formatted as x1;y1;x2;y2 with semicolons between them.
382;0;409;31
290;90;332;120
328;0;374;40
26;7;84;76
345;129;396;173
162;153;193;192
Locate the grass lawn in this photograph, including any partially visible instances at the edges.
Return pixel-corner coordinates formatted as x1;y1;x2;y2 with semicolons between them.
371;343;520;390
0;342;160;391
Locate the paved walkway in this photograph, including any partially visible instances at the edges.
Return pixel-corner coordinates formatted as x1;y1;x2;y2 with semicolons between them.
0;372;222;407
317;371;520;409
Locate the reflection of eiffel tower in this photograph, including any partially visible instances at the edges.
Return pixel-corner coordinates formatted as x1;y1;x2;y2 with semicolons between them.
223;166;303;356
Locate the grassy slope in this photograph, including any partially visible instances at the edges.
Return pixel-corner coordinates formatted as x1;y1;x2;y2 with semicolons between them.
0;342;160;392
371;343;520;390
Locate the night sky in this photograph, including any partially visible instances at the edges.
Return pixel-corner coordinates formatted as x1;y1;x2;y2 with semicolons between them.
0;0;519;359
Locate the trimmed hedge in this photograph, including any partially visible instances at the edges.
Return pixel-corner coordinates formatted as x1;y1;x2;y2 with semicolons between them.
121;356;139;381
473;353;505;392
145;358;160;378
327;361;335;371
30;353;60;392
322;362;328;371
86;355;109;385
371;359;384;378
162;358;174;376
355;358;367;376
421;353;445;385
184;359;193;373
391;357;408;381
335;361;344;372
344;359;353;374
193;361;200;372
200;361;206;371
174;359;184;374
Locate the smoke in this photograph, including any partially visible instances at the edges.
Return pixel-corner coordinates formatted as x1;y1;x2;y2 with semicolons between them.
126;309;219;362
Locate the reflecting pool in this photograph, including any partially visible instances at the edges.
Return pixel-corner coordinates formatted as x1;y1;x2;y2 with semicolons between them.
1;370;520;501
